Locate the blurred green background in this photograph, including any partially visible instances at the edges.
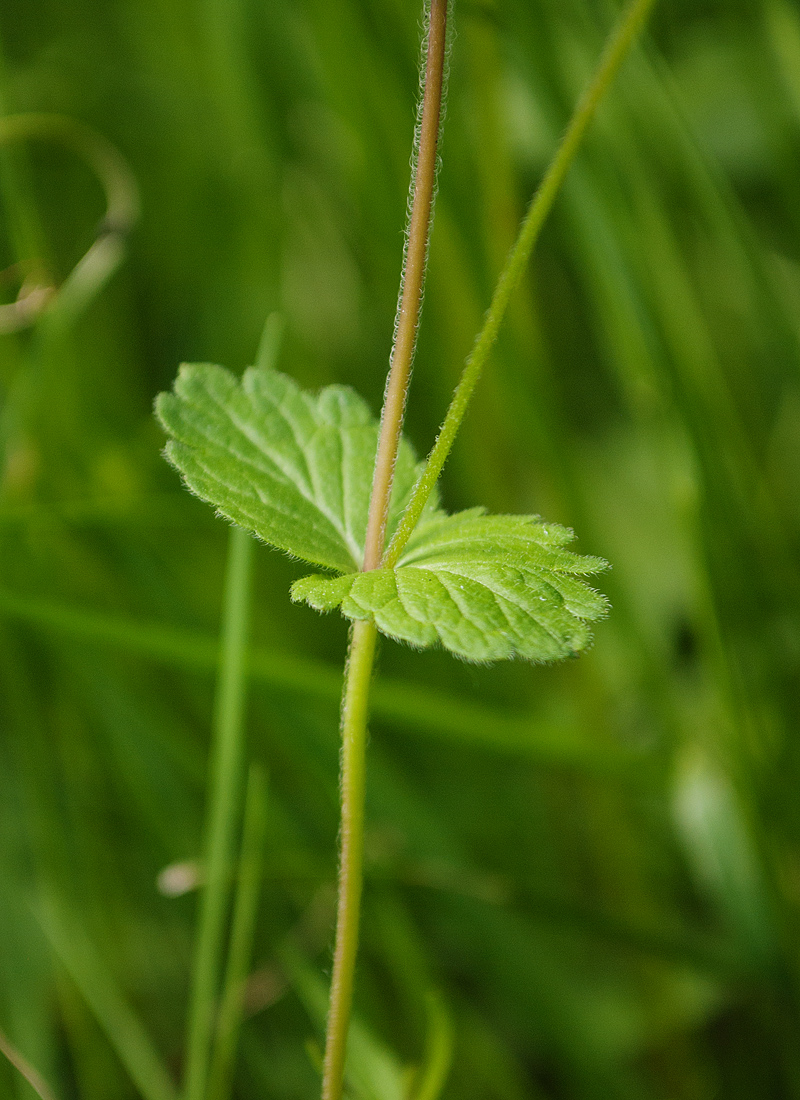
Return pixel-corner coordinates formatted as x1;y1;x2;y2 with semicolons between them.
2;0;800;1097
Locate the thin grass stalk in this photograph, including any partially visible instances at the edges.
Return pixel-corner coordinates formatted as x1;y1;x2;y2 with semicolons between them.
36;897;178;1100
207;765;268;1100
383;0;658;567
0;1024;58;1100
412;993;453;1100
183;524;254;1100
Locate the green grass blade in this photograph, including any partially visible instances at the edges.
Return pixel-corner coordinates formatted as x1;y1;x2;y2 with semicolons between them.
184;524;255;1100
383;0;658;566
35;897;177;1100
254;312;285;372
207;764;268;1100
0;1026;58;1100
411;993;453;1100
278;943;406;1100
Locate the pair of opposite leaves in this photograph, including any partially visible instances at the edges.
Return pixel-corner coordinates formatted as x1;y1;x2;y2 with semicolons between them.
156;363;608;664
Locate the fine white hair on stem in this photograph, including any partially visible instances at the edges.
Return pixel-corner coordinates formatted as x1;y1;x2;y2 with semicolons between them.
387;0;454;380
361;0;452;572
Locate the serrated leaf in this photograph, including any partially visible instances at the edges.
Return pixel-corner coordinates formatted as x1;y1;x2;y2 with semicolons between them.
155;364;424;571
156;365;608;664
292;512;609;663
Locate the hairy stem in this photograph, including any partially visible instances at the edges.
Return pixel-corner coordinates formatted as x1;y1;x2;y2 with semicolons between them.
320;5;449;1096
383;0;657;568
362;0;448;570
320;618;378;1100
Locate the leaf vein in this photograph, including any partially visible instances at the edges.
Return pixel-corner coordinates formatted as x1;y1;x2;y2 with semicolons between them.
201;385;358;567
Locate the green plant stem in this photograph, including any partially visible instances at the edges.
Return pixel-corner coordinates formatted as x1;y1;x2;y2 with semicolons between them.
383;0;657;568
184;525;254;1100
320;618;378;1100
362;0;448;570
207;764;267;1100
320;4;449;1094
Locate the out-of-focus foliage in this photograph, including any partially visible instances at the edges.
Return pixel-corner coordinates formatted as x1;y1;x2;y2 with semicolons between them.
1;0;799;1097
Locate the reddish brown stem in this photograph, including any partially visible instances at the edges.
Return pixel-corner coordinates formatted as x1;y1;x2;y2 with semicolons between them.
361;0;448;571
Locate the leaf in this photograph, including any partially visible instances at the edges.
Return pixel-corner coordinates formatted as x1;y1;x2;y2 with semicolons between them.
155;364;424;571
292;510;609;663
157;364;608;664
